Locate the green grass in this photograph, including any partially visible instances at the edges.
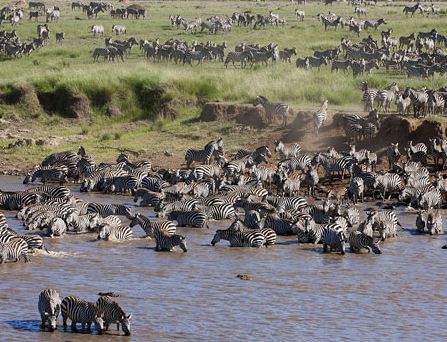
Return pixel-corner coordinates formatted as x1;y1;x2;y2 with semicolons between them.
0;0;447;169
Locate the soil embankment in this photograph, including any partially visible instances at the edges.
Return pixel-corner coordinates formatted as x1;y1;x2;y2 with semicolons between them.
200;102;446;156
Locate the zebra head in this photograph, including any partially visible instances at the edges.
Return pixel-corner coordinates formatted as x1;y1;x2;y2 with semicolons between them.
23;173;32;184
120;313;132;336
97;225;111;240
94;313;104;334
211;230;223;246
177;235;188;253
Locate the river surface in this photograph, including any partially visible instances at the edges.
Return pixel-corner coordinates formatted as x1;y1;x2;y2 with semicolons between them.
0;176;446;341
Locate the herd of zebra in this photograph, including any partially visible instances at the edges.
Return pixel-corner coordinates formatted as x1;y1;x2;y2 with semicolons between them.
0;24;64;59
38;289;131;335
361;81;447;117
296;27;447;78
2;125;447;263
168;10;287;34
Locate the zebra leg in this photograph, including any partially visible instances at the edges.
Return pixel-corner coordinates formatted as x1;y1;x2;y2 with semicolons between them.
40;315;46;329
62;315;68;329
323;243;328;253
116;323;120;331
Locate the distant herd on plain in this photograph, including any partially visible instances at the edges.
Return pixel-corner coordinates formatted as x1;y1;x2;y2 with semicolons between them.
0;1;447;79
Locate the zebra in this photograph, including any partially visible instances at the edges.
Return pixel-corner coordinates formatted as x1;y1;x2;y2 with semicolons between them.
403;4;420;17
266;195;308;212
224;51;253;69
375;83;399;113
91;24;105;36
243;210;264;229
55;32;64;43
105;175;138;194
211;229;265;247
87;202;131;217
132;188;164;207
279;47;297;62
331;59;351;73
96;295;131;335
153;229;187;252
185;140;220;168
167;210;208;228
363;18;386;30
277;155;312;173
322;223;346;255
295;9;305;21
127;212;176;238
348;177;364;204
66;213;102;233
254;96;289;127
308;56;329;70
93;47;111;61
427;90;445;116
349;231;381;254
201;204;237;220
0;237;30;263
263;213;294;235
38;289;62;331
112;24;126;35
24;168;68;185
361;81;378;112
97;225;133;241
273;141;300;160
402;88;428;118
61;296;104;333
313;100;328;134
373;173;402;200
301;166;319;196
25;186;71;198
228;219;276;246
419;189;442;210
367;210;400;241
48;218;67;238
313;153;354;182
296;57;310;69
426;211;443;235
387;143;401;169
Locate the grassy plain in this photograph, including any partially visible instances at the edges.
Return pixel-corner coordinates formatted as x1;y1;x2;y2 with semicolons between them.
0;0;446;170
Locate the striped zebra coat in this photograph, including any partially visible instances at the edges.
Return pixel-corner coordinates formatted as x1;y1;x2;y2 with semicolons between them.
38;289;62;331
128;212;176;238
154;229;187;252
0;237;31;263
211;228;266;247
61;296;104;332
185;140;220;168
254;96;289;127
97;225;133;241
349;231;381;254
313;100;328;134
96;295;131;335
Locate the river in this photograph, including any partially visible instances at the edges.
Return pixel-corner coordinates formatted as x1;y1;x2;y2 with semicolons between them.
0;176;446;341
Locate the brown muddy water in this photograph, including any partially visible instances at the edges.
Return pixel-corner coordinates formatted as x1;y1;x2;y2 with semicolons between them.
0;176;446;341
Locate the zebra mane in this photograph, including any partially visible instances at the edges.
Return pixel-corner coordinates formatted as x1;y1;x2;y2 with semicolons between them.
257;95;268;102
98;292;120;297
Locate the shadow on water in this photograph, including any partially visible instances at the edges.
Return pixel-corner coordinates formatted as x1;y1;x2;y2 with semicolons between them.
6;320;41;333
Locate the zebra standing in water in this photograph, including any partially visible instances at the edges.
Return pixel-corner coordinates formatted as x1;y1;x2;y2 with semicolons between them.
349;231;381;254
97;225;133;241
211;228;266;247
38;289;62;331
61;296;104;333
153;229;188;252
96;294;131;335
0;237;30;263
313;100;328;134
254;96;289;127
